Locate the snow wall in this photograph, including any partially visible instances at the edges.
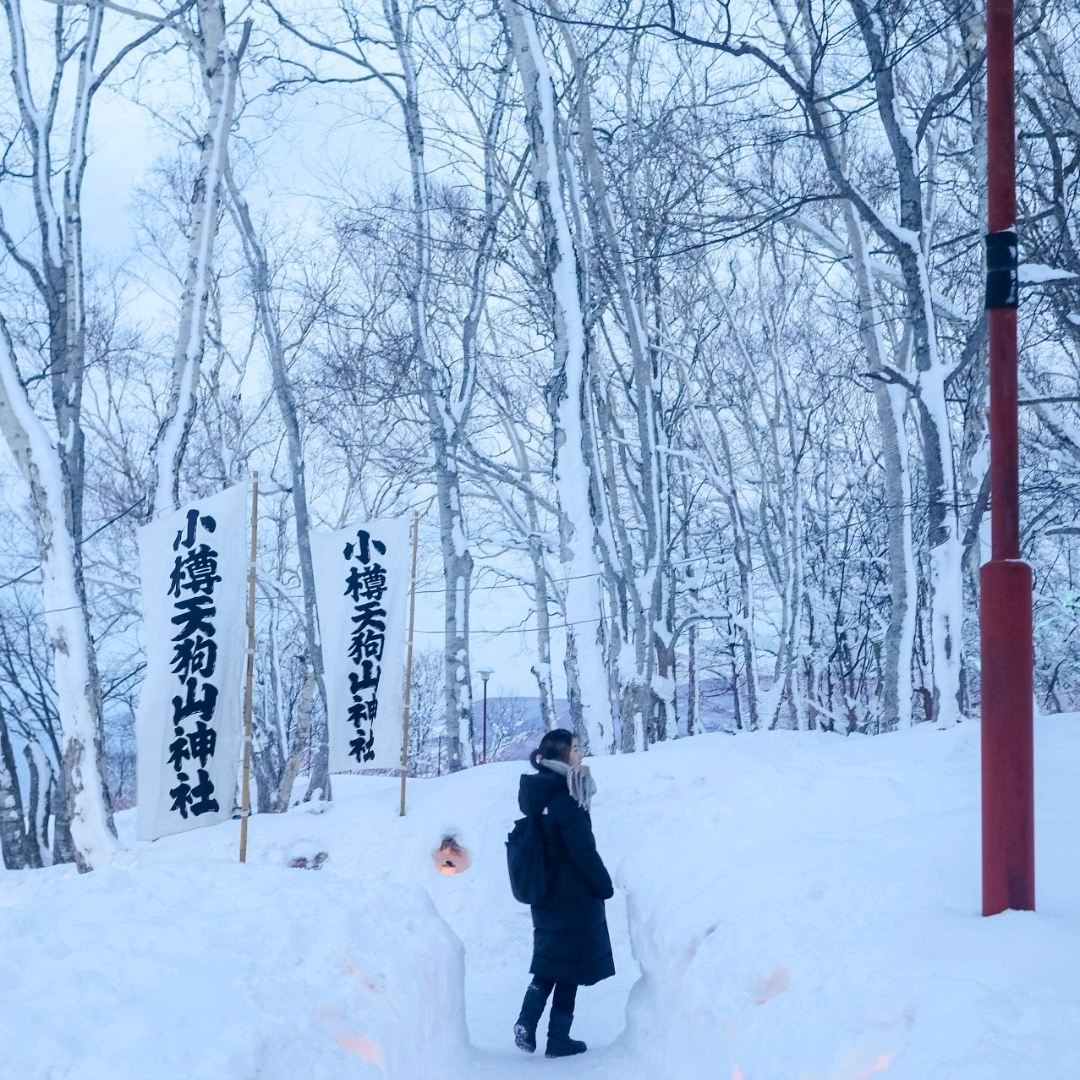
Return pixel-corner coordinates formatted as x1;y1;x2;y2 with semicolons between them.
614;735;923;1080
0;863;469;1080
612;724;1080;1080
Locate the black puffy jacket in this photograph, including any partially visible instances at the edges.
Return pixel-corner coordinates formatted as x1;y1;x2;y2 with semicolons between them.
518;767;616;987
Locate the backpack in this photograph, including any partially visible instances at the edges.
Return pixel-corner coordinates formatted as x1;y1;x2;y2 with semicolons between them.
506;811;549;904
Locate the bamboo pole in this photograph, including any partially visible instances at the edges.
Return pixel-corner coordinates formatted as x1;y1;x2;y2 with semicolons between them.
239;472;259;863
399;512;420;817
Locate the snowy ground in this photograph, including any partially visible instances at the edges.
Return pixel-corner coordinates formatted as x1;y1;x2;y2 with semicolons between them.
3;717;1080;1079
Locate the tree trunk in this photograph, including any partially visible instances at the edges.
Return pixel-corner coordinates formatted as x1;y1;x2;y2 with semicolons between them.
847;0;964;726
843;205;916;730
504;0;612;753
275;661;316;810
0;707;40;869
223;163;331;803
0;320;116;870
381;0;476;770
24;744;47;866
565;25;671;746
687;622;698;736
0;0;134;869
148;0;243;514
510;426;558;732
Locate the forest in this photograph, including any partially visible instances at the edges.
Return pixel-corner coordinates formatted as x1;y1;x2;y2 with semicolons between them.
1;0;1079;870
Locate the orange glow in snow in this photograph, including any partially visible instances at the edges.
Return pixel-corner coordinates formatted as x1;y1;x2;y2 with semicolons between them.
339;955;382;992
432;836;470;875
732;1067;745;1080
858;1054;891;1078
753;964;790;1005
336;1035;382;1065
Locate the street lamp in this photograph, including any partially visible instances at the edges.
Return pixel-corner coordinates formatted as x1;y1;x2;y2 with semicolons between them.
982;0;1035;915
477;668;494;764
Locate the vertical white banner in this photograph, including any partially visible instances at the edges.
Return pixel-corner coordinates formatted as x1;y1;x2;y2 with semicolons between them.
312;518;410;773
136;485;249;841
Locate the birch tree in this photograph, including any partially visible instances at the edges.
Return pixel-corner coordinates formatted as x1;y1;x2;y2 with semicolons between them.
0;0;174;868
226;162;330;801
463;376;563;734
270;0;490;771
622;0;984;726
501;0;612;753
562;23;675;748
0;700;41;867
148;0;247;514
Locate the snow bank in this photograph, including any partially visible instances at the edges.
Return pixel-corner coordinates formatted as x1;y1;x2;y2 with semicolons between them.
99;767;639;1067
0;862;467;1080
5;716;1080;1080
607;720;1080;1080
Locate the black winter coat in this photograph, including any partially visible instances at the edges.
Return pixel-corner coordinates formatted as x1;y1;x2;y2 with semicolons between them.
518;768;615;987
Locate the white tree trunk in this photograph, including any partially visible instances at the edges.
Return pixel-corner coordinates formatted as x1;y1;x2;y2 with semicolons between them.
846;0;963;726
565;26;672;745
0;321;116;870
843;205;916;729
224;163;330;802
149;0;243;514
0;706;40;868
381;0;477;770
915;363;964;728
504;0;612;753
0;0;150;868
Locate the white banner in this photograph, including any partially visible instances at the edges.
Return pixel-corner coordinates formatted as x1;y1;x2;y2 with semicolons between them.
312;518;411;773
136;485;249;841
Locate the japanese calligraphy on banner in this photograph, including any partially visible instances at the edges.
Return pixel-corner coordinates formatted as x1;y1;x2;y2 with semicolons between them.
312;518;410;773
135;485;249;841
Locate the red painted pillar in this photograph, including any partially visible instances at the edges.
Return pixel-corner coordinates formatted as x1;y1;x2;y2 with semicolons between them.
981;0;1035;915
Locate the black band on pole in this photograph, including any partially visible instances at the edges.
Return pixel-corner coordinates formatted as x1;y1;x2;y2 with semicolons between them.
986;230;1019;309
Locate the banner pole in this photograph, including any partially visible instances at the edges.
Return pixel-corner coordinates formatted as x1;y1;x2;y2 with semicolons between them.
239;472;259;863
399;512;420;817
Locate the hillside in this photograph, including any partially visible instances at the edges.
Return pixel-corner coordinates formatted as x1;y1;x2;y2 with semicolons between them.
3;718;1080;1079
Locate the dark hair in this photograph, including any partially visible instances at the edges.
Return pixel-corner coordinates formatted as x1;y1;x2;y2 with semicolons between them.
530;728;575;770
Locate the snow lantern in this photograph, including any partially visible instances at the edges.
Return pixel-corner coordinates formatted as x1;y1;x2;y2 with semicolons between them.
433;835;470;875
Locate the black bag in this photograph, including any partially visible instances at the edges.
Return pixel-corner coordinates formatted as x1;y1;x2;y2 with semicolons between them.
506;812;549;904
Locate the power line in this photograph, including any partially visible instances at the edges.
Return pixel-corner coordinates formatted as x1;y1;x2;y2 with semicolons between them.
414;553;711;595
259;553;714;602
0;494;147;594
2;499;718;632
412;615;606;635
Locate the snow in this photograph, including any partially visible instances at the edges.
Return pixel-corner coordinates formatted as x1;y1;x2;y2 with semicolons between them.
0;862;466;1080
0;288;119;869
509;1;611;755
4;717;1080;1078
1018;263;1079;285
617;721;1080;1078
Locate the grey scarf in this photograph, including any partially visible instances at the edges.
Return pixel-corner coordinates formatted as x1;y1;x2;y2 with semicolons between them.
539;758;596;812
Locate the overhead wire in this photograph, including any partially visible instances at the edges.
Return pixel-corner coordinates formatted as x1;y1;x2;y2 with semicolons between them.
0;495;148;613
2;498;721;631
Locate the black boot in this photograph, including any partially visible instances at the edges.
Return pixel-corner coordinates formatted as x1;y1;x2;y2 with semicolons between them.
514;982;548;1053
545;1009;587;1058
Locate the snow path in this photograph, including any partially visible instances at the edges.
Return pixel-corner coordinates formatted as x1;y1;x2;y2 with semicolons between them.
4;718;1080;1078
103;760;644;1079
128;764;645;1078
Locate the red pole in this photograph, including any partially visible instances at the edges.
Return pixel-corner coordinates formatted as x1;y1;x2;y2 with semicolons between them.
981;0;1035;915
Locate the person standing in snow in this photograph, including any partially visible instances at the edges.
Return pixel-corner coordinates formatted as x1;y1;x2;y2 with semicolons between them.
514;728;615;1058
